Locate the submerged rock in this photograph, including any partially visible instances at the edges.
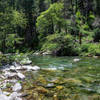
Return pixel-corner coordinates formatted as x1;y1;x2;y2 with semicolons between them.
56;86;63;90
46;83;55;88
35;87;48;94
81;76;93;83
53;93;58;100
65;78;82;85
42;68;57;71
93;56;99;59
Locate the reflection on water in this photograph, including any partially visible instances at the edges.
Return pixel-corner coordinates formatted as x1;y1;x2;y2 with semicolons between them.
30;55;100;69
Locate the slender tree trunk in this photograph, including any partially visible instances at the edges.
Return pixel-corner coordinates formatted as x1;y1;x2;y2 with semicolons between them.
75;0;78;13
79;32;82;45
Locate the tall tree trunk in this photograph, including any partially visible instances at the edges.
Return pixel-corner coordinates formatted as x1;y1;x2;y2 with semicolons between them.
79;32;82;45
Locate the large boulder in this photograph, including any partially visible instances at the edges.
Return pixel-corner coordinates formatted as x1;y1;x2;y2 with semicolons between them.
0;94;8;100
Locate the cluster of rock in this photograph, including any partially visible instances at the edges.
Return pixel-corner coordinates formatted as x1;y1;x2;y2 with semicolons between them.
33;51;52;56
0;89;22;100
0;58;40;100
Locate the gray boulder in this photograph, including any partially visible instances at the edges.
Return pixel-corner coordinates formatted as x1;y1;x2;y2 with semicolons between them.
0;94;8;100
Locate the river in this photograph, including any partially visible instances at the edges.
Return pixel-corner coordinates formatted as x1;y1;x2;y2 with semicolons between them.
22;55;100;100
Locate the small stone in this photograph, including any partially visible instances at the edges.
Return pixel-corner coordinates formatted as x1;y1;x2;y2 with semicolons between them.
56;86;63;90
46;83;55;88
17;73;25;79
12;83;22;92
73;58;80;62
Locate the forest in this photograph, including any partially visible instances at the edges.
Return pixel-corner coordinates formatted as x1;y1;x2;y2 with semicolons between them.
0;0;100;100
0;0;100;56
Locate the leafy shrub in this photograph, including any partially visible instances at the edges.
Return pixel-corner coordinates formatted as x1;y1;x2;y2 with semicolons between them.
81;44;90;52
81;43;100;56
41;34;79;56
42;43;58;51
88;43;100;56
0;54;14;66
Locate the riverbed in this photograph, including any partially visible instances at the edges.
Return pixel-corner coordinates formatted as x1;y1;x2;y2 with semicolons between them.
23;56;100;100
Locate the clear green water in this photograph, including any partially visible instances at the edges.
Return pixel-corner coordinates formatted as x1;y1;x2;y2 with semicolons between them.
30;56;100;70
22;56;100;100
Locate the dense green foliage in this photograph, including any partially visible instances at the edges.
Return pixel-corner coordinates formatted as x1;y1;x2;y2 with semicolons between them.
0;0;100;56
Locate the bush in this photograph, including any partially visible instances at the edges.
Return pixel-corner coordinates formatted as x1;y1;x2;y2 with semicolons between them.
41;34;79;56
88;43;100;56
81;43;100;56
0;54;14;66
81;43;90;52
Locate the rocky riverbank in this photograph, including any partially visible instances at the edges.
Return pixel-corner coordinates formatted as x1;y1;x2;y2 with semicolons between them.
0;57;40;100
